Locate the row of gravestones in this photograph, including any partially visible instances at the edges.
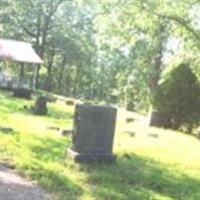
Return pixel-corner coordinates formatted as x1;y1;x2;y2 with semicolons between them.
13;88;172;162
32;100;117;162
13;88;117;162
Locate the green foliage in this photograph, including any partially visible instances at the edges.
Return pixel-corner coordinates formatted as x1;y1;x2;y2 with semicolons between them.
2;0;200;111
154;63;200;131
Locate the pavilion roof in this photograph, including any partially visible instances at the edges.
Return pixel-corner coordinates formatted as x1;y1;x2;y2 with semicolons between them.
0;39;43;64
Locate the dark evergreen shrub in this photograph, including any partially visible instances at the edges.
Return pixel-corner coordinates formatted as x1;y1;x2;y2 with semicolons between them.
153;63;200;132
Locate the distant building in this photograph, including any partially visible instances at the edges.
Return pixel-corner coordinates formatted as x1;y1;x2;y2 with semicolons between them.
0;38;43;89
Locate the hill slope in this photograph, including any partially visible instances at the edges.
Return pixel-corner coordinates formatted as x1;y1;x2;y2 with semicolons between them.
0;90;200;200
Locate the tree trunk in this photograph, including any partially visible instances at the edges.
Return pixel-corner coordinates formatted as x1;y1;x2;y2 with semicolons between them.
58;54;66;94
149;23;166;95
45;50;55;92
34;15;42;89
73;65;82;96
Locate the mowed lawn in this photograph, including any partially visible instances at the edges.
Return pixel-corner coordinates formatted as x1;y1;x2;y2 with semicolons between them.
1;89;200;200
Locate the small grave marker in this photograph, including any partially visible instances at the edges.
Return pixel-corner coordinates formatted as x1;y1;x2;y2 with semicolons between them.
32;96;47;115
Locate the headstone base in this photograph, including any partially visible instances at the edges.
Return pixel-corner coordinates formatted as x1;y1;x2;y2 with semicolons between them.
67;148;115;163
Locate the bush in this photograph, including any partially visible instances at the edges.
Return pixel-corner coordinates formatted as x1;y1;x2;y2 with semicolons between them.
153;63;200;132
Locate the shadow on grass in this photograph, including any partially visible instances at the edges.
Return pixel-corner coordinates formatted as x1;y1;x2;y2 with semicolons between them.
27;163;82;200
30;135;70;162
16;131;200;200
78;154;200;200
20;135;82;200
24;133;200;200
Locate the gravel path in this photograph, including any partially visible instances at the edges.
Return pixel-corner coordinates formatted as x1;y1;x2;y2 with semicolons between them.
0;164;50;200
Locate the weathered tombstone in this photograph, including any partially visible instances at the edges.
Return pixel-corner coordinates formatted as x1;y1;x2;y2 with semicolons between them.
13;88;32;99
68;104;117;162
32;96;48;115
66;100;75;106
126;117;135;123
149;111;172;128
126;102;135;111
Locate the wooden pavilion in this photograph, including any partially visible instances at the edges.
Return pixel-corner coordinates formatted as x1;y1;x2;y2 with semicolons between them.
0;38;43;89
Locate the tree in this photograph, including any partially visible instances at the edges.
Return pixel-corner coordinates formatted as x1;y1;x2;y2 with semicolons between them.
7;0;66;88
1;0;200;117
154;63;200;132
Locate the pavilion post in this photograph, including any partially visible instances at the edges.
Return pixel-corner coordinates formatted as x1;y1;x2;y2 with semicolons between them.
18;63;24;88
32;64;37;89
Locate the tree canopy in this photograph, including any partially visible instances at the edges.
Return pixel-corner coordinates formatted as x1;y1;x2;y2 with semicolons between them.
0;0;200;113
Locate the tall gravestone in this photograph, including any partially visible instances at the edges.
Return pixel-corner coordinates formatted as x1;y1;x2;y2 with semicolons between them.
68;104;117;162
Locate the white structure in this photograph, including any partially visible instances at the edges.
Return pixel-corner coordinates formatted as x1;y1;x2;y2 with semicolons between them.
0;39;43;89
0;39;43;64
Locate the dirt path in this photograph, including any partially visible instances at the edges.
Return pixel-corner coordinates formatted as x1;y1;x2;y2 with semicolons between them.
0;164;50;200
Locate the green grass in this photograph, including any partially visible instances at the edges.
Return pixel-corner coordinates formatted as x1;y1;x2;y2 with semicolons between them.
1;89;200;200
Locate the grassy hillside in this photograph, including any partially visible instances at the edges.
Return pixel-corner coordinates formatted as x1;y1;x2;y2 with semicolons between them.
1;89;200;200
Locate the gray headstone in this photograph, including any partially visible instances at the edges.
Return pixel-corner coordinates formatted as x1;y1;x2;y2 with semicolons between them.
33;96;47;115
68;104;117;162
149;112;172;128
